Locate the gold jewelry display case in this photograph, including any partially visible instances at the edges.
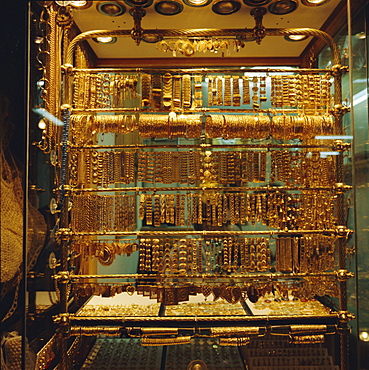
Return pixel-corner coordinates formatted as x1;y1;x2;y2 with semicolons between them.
24;1;368;369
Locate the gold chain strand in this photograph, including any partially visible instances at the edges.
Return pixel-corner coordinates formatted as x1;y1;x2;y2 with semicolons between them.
171;241;179;274
151;238;160;271
45;7;58;150
145;194;153;226
178;239;187;275
191;239;197;274
219;337;250;346
208;76;214;106
151;73;162;109
182;74;192;108
289;334;325;345
251;76;259;109
194;75;203;108
141;336;191;346
216;76;223;105
242;75;250;105
153;194;161;227
162;72;172;108
224;75;231;106
211;327;259;336
232;75;241;106
259;76;267;104
141;73;151;107
163;240;171;273
173;75;181;108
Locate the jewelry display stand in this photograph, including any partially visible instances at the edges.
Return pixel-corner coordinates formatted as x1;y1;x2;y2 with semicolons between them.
30;3;354;369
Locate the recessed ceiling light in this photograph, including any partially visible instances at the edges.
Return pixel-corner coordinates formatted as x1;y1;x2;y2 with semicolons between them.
154;0;184;15
96;1;126;16
284;34;308;41
268;0;298;15
124;0;153;7
301;0;330;6
55;0;72;5
183;0;212;7
70;0;92;8
212;0;241;15
243;0;271;6
93;36;117;44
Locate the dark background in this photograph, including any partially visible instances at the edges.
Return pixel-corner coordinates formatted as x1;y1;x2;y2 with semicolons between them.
0;1;27;164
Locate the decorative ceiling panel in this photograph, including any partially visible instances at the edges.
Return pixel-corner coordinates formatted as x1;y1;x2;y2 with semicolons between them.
71;0;343;59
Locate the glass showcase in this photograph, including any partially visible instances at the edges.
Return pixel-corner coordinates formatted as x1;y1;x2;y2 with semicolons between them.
1;1;368;369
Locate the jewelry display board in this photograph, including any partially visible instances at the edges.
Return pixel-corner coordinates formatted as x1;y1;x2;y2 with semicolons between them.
64;67;345;305
31;3;355;370
76;294;161;317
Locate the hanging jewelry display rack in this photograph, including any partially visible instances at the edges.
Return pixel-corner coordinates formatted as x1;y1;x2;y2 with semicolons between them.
33;4;355;370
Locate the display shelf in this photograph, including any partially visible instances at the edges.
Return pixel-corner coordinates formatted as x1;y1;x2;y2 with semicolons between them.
60;229;348;236
70;107;334;113
76;294;161;317
70;272;339;280
70;292;338;325
68;186;348;193
72;67;335;74
246;297;331;316
70;143;347;150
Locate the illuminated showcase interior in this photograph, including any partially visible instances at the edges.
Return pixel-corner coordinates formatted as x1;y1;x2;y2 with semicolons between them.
1;1;368;369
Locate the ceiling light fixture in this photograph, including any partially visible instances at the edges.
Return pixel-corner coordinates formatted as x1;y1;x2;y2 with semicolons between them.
96;1;126;16
268;0;298;15
130;6;146;45
243;0;271;6
212;0;242;15
70;0;92;8
284;34;308;41
124;0;153;7
301;0;330;6
154;0;184;15
55;1;72;5
93;36;117;44
183;0;212;7
250;7;266;44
